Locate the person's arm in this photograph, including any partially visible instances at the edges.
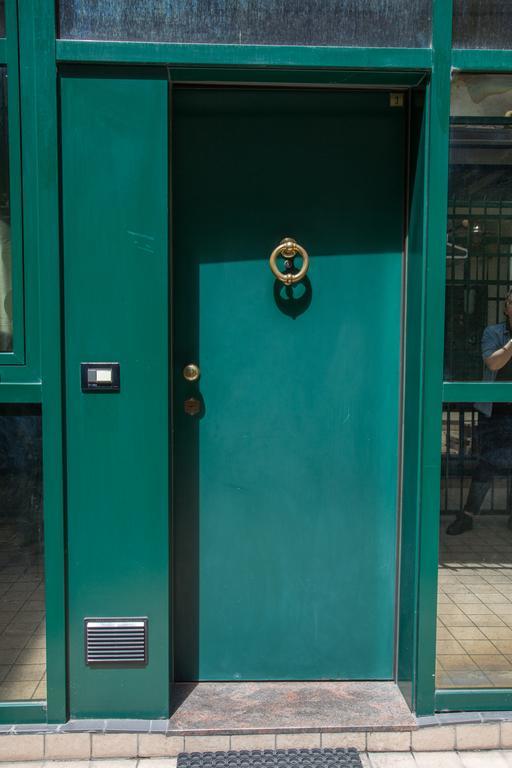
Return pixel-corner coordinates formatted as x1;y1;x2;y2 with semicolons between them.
483;326;512;371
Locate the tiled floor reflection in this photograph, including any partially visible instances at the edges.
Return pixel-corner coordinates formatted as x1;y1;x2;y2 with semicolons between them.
437;515;512;688
0;520;45;701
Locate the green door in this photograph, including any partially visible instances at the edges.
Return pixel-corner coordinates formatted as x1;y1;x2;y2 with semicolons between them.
173;87;405;681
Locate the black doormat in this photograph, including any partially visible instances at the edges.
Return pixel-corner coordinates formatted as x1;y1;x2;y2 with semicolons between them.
177;748;363;768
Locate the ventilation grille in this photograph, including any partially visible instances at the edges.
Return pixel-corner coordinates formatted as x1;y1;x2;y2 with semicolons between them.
85;618;147;666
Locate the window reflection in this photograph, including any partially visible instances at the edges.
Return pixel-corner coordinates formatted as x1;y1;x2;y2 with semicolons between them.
0;66;11;353
445;75;512;381
438;405;512;689
0;406;45;701
452;74;512;118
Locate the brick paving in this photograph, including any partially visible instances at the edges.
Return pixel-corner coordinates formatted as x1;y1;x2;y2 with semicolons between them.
2;755;512;768
0;520;45;701
438;515;512;688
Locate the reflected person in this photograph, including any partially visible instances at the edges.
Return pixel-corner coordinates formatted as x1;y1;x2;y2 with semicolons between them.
447;289;512;535
0;215;11;352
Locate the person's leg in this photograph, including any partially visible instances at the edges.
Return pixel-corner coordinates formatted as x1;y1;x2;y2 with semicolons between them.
465;459;494;513
446;459;493;535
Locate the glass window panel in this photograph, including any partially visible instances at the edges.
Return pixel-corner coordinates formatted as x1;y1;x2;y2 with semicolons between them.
0;2;5;38
58;0;431;47
0;405;45;701
438;403;512;690
452;74;512;118
453;0;512;50
445;76;512;381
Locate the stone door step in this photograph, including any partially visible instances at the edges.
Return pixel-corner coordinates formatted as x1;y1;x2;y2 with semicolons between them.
4;684;512;761
167;682;416;735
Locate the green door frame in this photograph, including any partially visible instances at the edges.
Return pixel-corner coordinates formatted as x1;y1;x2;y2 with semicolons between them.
4;0;512;724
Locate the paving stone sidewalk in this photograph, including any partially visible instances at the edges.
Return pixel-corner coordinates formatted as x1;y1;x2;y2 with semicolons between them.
365;753;512;766
2;755;512;768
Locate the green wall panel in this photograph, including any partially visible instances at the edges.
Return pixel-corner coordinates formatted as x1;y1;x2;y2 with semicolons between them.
61;69;169;718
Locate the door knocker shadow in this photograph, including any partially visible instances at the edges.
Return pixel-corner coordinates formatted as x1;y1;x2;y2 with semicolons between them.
273;277;312;318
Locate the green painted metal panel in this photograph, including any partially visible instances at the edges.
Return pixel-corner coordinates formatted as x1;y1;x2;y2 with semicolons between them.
436;688;512;711
0;703;46;724
173;87;404;681
10;0;507;724
443;382;512;401
398;87;429;708
452;49;512;71
56;39;433;70
61;69;169;718
0;382;41;402
415;0;453;717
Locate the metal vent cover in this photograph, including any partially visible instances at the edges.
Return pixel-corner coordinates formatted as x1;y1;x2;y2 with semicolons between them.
85;618;148;666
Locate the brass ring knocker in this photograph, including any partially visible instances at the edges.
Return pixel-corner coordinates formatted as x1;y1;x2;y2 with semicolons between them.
269;237;309;286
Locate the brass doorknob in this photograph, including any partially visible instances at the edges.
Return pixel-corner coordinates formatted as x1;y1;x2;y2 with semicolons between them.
269;237;309;285
183;363;200;382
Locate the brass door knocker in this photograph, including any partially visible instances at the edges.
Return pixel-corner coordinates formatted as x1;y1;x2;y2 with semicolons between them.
269;237;309;285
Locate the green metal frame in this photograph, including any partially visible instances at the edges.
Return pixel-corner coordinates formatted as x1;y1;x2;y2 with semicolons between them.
0;0;64;726
443;383;512;401
55;40;433;70
4;0;512;724
0;0;46;725
21;0;66;724
452;49;512;71
412;0;452;715
436;689;512;711
436;8;512;716
0;0;25;367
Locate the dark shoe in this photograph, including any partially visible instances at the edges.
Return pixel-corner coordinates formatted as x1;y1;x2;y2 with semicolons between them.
446;513;473;535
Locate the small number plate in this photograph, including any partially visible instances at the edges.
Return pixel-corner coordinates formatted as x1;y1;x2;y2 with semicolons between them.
389;93;404;108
